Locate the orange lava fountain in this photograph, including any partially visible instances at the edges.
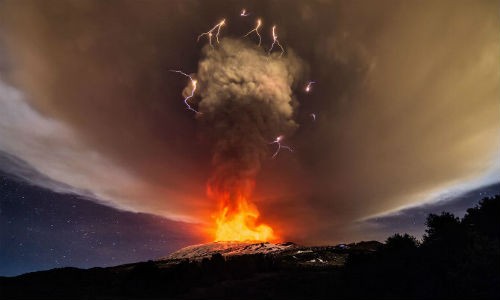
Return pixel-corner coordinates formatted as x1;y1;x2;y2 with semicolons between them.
208;183;277;242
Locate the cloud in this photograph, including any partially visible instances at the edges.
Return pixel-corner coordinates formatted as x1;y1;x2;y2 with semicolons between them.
0;79;198;221
0;0;498;243
180;38;305;238
194;38;303;193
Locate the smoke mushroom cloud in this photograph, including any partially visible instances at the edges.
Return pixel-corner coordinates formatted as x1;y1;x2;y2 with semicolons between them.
182;39;303;241
0;0;498;243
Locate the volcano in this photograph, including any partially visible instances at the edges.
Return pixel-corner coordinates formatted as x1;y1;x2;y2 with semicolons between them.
0;240;385;299
162;241;298;261
153;240;380;270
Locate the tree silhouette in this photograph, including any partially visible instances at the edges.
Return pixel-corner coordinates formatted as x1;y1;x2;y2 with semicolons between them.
385;233;419;251
462;195;500;240
423;212;463;247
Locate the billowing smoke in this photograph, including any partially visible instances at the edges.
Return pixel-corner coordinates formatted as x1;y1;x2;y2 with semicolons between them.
183;38;304;217
1;0;497;243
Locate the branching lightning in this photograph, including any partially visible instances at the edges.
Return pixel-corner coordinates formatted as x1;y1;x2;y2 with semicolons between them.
240;9;250;17
176;15;305;162
197;19;226;48
268;26;285;57
243;18;262;46
169;70;200;114
269;135;293;158
305;81;316;93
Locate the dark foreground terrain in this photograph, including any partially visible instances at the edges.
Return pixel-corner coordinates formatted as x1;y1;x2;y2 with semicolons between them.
1;195;499;300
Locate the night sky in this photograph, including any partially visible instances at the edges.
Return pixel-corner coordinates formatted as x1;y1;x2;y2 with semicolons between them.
0;173;201;276
1;172;498;277
0;0;499;276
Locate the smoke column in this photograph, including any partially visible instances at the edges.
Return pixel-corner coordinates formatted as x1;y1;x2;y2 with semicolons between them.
181;38;304;241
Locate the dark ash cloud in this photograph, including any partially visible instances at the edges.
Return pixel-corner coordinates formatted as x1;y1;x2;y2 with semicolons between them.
0;0;498;243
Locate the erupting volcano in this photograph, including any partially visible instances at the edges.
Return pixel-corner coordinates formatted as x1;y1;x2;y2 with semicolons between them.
177;38;304;242
209;181;277;242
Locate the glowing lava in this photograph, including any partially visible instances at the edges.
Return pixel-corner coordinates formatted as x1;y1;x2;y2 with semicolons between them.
208;184;277;242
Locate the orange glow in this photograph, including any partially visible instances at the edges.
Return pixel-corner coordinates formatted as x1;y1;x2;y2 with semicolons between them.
208;183;277;242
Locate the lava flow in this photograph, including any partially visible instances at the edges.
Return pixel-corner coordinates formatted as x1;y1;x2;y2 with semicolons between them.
208;184;277;242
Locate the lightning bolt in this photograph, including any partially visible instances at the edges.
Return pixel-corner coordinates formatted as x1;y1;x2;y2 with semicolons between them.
243;18;262;46
268;25;285;57
269;135;293;158
197;19;226;47
169;70;200;114
240;9;250;17
305;81;316;93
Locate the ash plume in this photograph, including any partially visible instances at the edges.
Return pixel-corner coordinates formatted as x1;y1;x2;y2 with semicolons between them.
1;0;497;243
183;38;304;207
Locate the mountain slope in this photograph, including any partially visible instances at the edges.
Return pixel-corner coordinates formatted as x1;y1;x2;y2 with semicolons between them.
162;241;298;260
